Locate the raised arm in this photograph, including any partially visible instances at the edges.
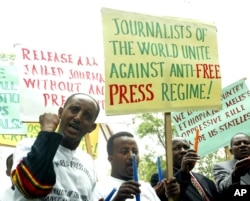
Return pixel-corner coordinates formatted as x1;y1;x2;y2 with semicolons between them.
12;113;62;199
213;161;236;192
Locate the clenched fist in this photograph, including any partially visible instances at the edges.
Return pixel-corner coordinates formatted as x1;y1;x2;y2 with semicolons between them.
233;156;250;178
39;113;60;132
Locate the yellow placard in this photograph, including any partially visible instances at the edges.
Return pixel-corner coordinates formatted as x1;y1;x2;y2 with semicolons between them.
102;8;222;115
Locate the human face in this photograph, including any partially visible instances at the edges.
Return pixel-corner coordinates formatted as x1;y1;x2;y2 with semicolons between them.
109;136;139;181
230;134;250;160
172;138;190;169
58;94;98;143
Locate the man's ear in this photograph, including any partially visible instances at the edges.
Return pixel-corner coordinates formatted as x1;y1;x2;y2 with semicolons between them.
58;107;63;119
229;147;233;155
108;155;113;163
88;123;97;133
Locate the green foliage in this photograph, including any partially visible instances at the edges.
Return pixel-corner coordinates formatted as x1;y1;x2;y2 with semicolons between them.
134;113;226;182
195;150;225;181
138;146;158;181
133;113;174;181
134;113;178;148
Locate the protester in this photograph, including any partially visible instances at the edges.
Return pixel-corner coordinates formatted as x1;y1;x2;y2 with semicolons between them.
11;93;101;201
213;132;250;192
92;131;180;201
0;153;15;201
151;137;220;201
153;177;180;201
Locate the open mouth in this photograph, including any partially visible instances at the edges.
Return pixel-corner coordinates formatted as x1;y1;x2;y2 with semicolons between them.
69;122;80;130
68;123;80;133
127;162;133;171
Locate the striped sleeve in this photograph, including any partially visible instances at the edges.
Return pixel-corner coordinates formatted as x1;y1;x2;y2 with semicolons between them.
12;131;62;199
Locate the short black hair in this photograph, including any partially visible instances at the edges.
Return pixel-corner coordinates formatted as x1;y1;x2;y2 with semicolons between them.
64;93;100;120
107;131;134;155
230;132;250;147
6;153;13;169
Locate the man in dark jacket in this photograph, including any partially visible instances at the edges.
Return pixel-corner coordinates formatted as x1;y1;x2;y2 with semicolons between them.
151;137;220;201
213;133;250;191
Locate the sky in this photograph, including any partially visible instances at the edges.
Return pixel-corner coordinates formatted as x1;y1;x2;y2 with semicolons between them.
1;0;249;87
1;0;250;189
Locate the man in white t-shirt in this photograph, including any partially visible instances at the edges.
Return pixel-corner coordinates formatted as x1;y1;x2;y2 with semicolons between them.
92;131;180;201
11;93;102;201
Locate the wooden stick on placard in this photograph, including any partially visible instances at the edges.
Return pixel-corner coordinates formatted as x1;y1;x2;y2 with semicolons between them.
84;133;93;158
164;112;173;201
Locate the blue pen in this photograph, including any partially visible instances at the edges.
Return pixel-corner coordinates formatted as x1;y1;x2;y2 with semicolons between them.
104;188;117;201
157;157;163;182
132;154;140;201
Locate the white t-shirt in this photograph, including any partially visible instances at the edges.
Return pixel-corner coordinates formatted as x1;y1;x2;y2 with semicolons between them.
92;176;160;201
0;187;14;201
12;137;97;201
